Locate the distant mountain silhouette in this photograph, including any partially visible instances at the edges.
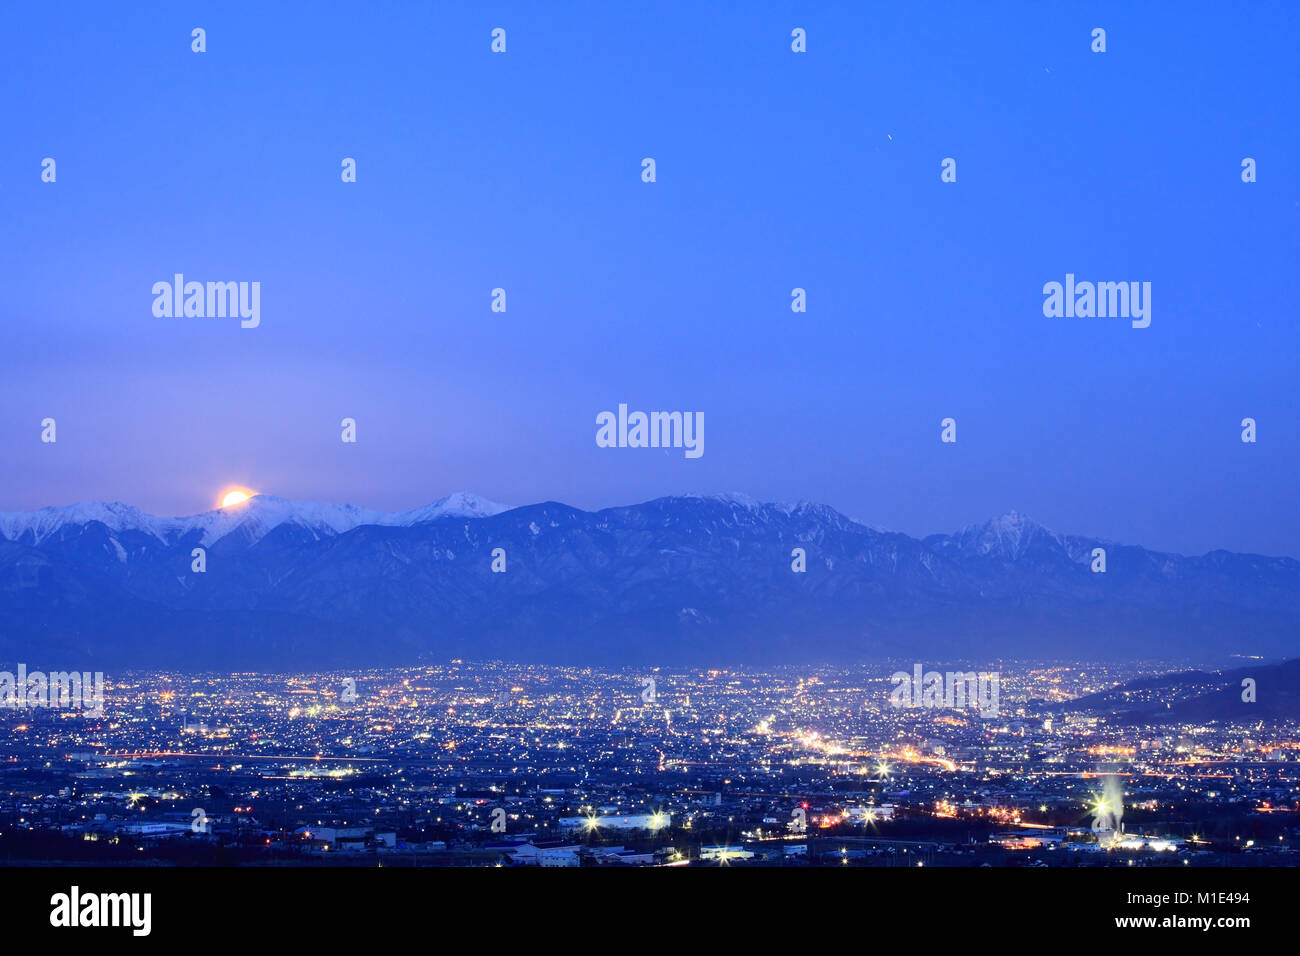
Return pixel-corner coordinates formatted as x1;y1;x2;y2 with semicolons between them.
1065;658;1300;723
0;494;1296;668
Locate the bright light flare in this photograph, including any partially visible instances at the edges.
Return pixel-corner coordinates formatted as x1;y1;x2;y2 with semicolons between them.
219;488;254;508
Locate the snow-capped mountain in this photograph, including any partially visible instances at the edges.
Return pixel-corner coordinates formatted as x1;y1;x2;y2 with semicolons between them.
0;493;509;547
0;493;1295;668
949;510;1057;558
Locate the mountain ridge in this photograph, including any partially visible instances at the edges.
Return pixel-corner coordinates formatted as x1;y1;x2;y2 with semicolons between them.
0;492;510;547
1;493;1295;668
1;493;1290;561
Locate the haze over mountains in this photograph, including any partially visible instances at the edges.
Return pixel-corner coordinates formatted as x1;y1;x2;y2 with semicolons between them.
0;494;1296;669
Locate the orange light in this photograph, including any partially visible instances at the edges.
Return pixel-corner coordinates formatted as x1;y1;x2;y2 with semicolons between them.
218;487;255;508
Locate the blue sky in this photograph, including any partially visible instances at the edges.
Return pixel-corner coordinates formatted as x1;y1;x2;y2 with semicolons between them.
2;1;1297;556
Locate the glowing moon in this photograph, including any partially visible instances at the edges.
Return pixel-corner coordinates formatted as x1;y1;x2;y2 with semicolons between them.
220;490;251;508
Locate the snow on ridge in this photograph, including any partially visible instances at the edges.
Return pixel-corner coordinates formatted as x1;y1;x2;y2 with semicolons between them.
0;493;511;547
678;492;858;521
680;491;820;514
396;492;510;523
0;501;166;545
951;510;1060;558
678;491;765;510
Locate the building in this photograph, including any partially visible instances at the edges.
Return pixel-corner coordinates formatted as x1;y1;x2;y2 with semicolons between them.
557;812;669;832
699;845;753;862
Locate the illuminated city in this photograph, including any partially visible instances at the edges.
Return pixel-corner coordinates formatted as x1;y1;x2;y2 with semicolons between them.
0;0;1291;936
2;660;1295;866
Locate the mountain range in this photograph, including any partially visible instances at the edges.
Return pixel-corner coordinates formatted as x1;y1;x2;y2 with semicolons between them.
0;493;1296;668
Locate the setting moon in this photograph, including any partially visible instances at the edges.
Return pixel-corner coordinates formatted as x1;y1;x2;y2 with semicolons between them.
220;489;253;508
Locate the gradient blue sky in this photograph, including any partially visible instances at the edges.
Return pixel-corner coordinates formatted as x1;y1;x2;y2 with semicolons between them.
2;2;1297;556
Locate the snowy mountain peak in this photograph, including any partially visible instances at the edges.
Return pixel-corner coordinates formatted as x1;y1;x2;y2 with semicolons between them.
0;493;512;547
0;501;156;545
990;509;1038;533
405;492;509;521
680;492;766;510
952;510;1056;559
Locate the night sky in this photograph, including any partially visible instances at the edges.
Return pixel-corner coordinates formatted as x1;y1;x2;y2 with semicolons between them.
3;2;1297;557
